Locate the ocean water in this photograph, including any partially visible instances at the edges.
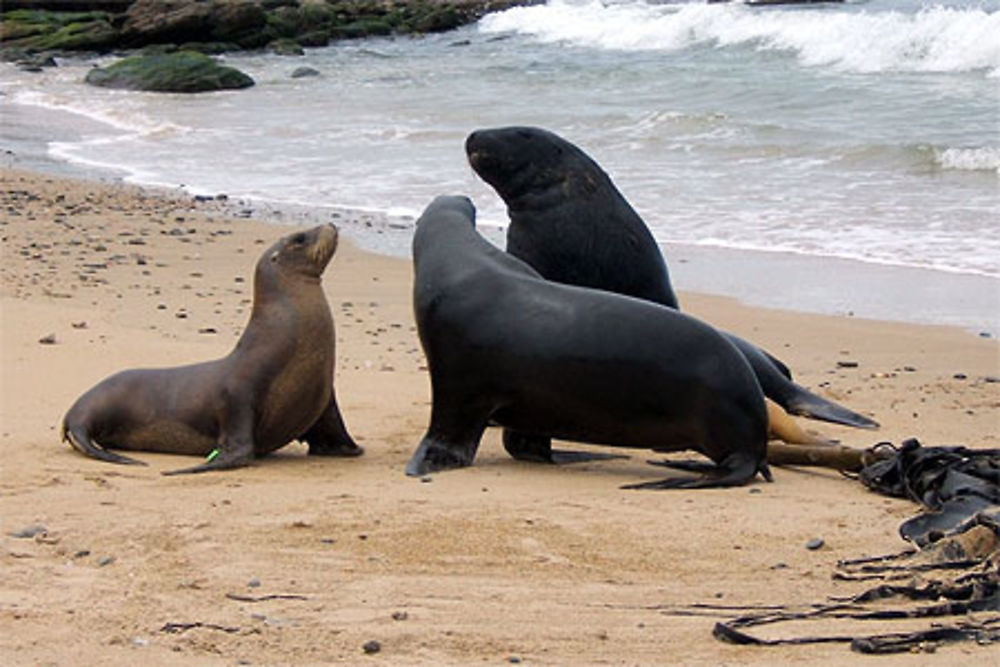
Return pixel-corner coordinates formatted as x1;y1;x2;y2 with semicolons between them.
2;0;998;330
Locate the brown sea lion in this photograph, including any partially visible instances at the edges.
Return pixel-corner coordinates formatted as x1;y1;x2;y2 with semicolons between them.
62;224;360;474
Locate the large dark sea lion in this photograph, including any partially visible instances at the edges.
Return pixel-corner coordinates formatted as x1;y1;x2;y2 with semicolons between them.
465;126;877;461
62;224;361;474
406;195;771;489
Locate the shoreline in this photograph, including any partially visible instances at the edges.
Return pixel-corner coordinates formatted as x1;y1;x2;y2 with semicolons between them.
2;166;999;664
4;97;998;337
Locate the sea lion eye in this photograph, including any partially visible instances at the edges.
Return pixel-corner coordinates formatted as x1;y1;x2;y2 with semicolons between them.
291;233;307;245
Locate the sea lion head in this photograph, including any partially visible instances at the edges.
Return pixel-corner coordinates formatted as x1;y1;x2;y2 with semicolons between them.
412;195;477;258
258;224;339;283
465;126;606;205
415;195;476;231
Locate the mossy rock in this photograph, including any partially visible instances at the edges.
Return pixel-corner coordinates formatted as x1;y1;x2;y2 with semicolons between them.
408;8;463;34
84;51;254;93
1;11;118;53
331;18;393;40
269;38;303;56
266;6;302;38
299;2;335;31
2;10;111;27
298;30;330;48
178;41;241;55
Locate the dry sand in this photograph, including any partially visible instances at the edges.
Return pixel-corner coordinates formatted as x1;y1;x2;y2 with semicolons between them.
1;168;998;664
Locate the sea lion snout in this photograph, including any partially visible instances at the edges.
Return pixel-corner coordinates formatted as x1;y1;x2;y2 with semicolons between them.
465;130;502;176
309;223;339;269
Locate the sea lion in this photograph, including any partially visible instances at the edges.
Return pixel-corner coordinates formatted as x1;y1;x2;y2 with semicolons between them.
406;195;770;489
62;224;361;474
465;126;878;461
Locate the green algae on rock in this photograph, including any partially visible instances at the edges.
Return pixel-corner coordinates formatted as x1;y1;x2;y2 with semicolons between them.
84;50;255;92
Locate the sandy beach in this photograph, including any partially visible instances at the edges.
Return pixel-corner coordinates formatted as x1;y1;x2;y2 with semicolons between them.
1;167;998;664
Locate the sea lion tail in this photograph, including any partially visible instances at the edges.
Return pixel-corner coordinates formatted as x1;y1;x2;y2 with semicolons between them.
784;389;879;430
62;422;147;466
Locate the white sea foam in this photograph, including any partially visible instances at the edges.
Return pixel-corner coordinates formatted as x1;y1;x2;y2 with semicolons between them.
480;1;1000;74
938;146;1000;173
10;88;190;138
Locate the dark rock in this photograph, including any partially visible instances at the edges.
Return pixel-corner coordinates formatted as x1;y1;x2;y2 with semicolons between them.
16;53;58;71
806;537;825;550
362;640;381;654
122;0;268;48
836;360;858;368
38;333;56;344
84;50;254;92
2;1;546;56
2;2;133;10
176;40;241;54
290;65;319;78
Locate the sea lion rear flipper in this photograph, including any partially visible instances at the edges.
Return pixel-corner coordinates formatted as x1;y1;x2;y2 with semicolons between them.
623;453;769;490
503;430;628;465
784;389;879;430
728;335;879;430
63;424;147;466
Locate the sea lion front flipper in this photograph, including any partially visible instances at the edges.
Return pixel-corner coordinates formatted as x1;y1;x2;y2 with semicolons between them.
162;399;255;475
302;392;363;457
161;442;254;475
503;429;629;465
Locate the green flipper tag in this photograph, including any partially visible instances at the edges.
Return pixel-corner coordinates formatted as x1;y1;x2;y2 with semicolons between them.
206;449;220;462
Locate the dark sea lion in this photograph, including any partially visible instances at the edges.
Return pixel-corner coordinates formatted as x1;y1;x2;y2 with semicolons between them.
62;224;361;474
465;126;878;462
406;195;771;489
